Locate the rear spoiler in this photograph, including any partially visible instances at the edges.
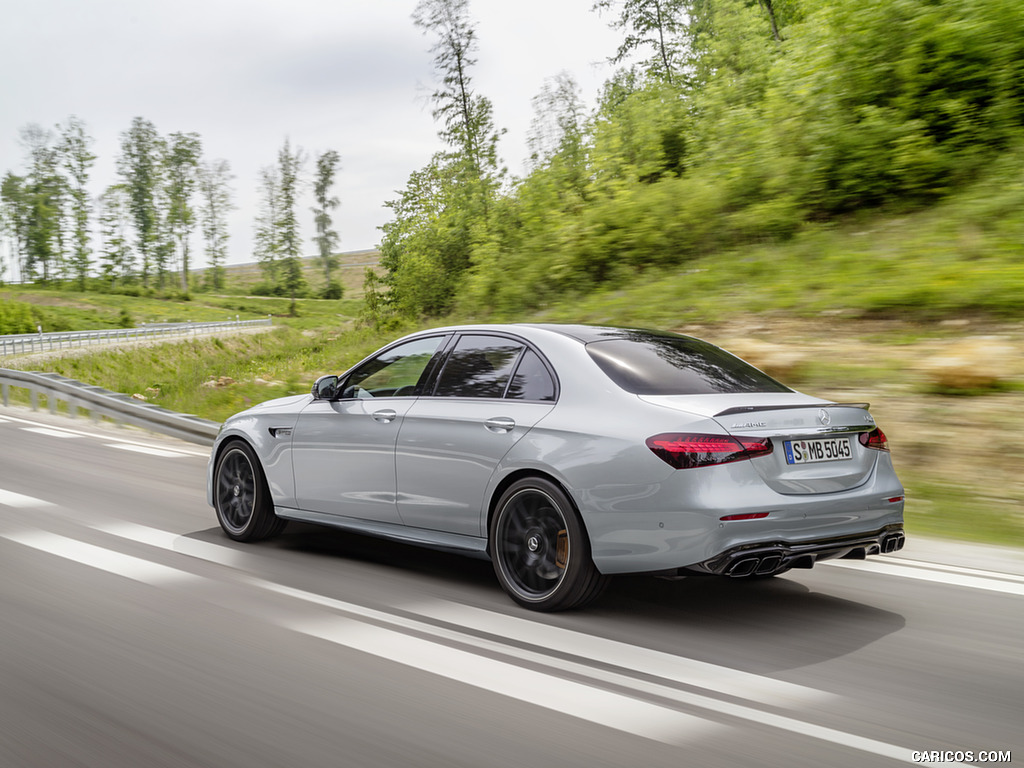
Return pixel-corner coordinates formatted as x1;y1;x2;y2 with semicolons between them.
715;403;870;417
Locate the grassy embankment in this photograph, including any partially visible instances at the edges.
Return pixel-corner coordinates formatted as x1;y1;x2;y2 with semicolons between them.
2;172;1023;547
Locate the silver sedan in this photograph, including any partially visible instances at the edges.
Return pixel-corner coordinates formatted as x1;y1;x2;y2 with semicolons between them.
208;324;905;611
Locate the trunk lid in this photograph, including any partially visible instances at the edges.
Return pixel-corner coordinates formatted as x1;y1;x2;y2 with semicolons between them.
640;393;880;494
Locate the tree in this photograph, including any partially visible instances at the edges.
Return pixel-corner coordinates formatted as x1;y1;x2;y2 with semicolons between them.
276;138;306;313
19;124;65;283
198;159;233;291
57;116;96;290
253;165;281;287
117;117;163;287
592;0;689;86
97;184;134;287
0;172;30;281
412;0;501;177
164;131;203;293
311;149;341;297
380;0;504;317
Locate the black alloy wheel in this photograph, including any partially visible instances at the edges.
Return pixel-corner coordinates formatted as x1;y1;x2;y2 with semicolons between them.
490;477;607;611
213;440;286;541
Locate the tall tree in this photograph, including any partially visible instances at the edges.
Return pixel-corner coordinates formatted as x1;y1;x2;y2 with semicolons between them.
0;172;30;282
20;124;64;282
57;116;96;290
253;165;281;287
97;184;134;287
117;117;163;288
380;0;503;317
164;131;203;293
413;0;499;175
311;149;341;296
592;0;689;86
276;138;306;314
198;159;233;291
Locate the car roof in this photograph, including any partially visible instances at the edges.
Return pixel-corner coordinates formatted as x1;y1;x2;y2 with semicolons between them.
410;323;696;345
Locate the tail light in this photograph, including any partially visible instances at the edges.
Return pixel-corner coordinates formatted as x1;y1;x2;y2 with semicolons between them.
647;433;773;469
859;428;890;452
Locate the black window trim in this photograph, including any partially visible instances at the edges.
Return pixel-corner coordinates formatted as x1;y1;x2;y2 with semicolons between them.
422;331;560;403
336;332;452;400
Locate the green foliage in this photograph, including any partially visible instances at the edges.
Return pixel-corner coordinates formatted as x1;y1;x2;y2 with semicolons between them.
320;281;344;300
0;300;36;334
432;0;1024;321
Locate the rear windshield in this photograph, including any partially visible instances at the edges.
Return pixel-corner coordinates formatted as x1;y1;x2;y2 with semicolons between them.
586;335;792;395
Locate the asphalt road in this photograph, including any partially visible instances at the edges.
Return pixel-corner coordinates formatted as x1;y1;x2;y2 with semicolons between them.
1;405;1020;768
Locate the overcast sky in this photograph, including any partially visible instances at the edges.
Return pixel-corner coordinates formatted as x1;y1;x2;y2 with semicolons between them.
0;0;624;272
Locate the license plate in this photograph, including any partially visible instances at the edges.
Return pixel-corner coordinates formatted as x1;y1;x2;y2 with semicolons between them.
784;437;852;465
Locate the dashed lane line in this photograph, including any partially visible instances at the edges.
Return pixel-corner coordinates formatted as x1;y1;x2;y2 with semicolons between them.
0;411;209;457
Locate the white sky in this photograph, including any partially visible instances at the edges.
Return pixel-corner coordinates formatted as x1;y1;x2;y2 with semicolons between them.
0;0;624;272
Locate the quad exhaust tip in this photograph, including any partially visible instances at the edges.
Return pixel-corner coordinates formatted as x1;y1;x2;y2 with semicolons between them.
726;552;785;577
882;532;905;553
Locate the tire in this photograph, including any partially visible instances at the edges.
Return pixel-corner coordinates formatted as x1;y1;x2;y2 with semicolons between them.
213;440;287;542
490;478;607;612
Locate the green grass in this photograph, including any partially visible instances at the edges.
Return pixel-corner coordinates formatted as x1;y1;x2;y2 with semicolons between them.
903;480;1024;545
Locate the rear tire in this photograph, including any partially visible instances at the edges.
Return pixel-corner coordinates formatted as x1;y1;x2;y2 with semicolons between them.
213;440;286;542
490;478;607;611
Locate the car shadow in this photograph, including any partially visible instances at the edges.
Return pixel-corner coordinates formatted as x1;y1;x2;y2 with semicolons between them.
189;523;906;676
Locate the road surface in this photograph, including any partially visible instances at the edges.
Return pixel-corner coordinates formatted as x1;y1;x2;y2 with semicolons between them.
1;405;1019;767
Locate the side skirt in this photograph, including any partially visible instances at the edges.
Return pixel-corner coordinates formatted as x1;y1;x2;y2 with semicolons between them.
274;506;491;560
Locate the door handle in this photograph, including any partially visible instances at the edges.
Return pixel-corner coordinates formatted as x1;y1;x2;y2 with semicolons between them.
372;409;397;423
484;416;516;433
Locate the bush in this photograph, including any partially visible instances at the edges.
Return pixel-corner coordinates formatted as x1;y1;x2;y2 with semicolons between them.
0;300;36;334
321;281;344;300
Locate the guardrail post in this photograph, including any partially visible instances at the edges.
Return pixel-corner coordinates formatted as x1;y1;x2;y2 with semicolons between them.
30;389;37;411
1;382;7;406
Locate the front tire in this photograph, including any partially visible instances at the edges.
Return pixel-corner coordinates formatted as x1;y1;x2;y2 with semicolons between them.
490;478;607;611
213;440;286;542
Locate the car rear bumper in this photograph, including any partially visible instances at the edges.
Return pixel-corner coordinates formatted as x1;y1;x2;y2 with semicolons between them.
685;524;906;577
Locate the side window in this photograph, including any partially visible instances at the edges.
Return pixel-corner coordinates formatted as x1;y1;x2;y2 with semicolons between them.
434;335;524;398
341;336;443;398
506;349;556;401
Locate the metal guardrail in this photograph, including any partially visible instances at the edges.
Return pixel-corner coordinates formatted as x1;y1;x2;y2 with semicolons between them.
0;319;272;357
0;368;220;446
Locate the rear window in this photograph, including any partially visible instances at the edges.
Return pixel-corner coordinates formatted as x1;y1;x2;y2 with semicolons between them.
586;335;791;395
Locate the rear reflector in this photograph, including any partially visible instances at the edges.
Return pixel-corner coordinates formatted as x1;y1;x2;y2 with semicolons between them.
647;433;773;469
859;427;890;452
720;512;770;521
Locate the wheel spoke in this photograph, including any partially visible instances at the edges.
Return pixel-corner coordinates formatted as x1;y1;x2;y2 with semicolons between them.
497;489;568;600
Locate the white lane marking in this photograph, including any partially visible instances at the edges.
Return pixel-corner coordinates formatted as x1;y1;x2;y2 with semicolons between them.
108;444;190;458
414;600;826;708
888;557;1024;584
21;426;83;439
10;519;958;762
2;530;196;585
96;522;250;569
824;559;1024;597
292;616;717;745
0;411;210;456
0;488;54;508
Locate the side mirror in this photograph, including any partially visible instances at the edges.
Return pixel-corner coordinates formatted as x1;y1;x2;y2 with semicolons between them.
312;374;339;400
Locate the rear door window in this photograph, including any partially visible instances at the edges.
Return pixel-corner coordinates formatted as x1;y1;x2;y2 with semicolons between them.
433;335;525;398
506;348;556;401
